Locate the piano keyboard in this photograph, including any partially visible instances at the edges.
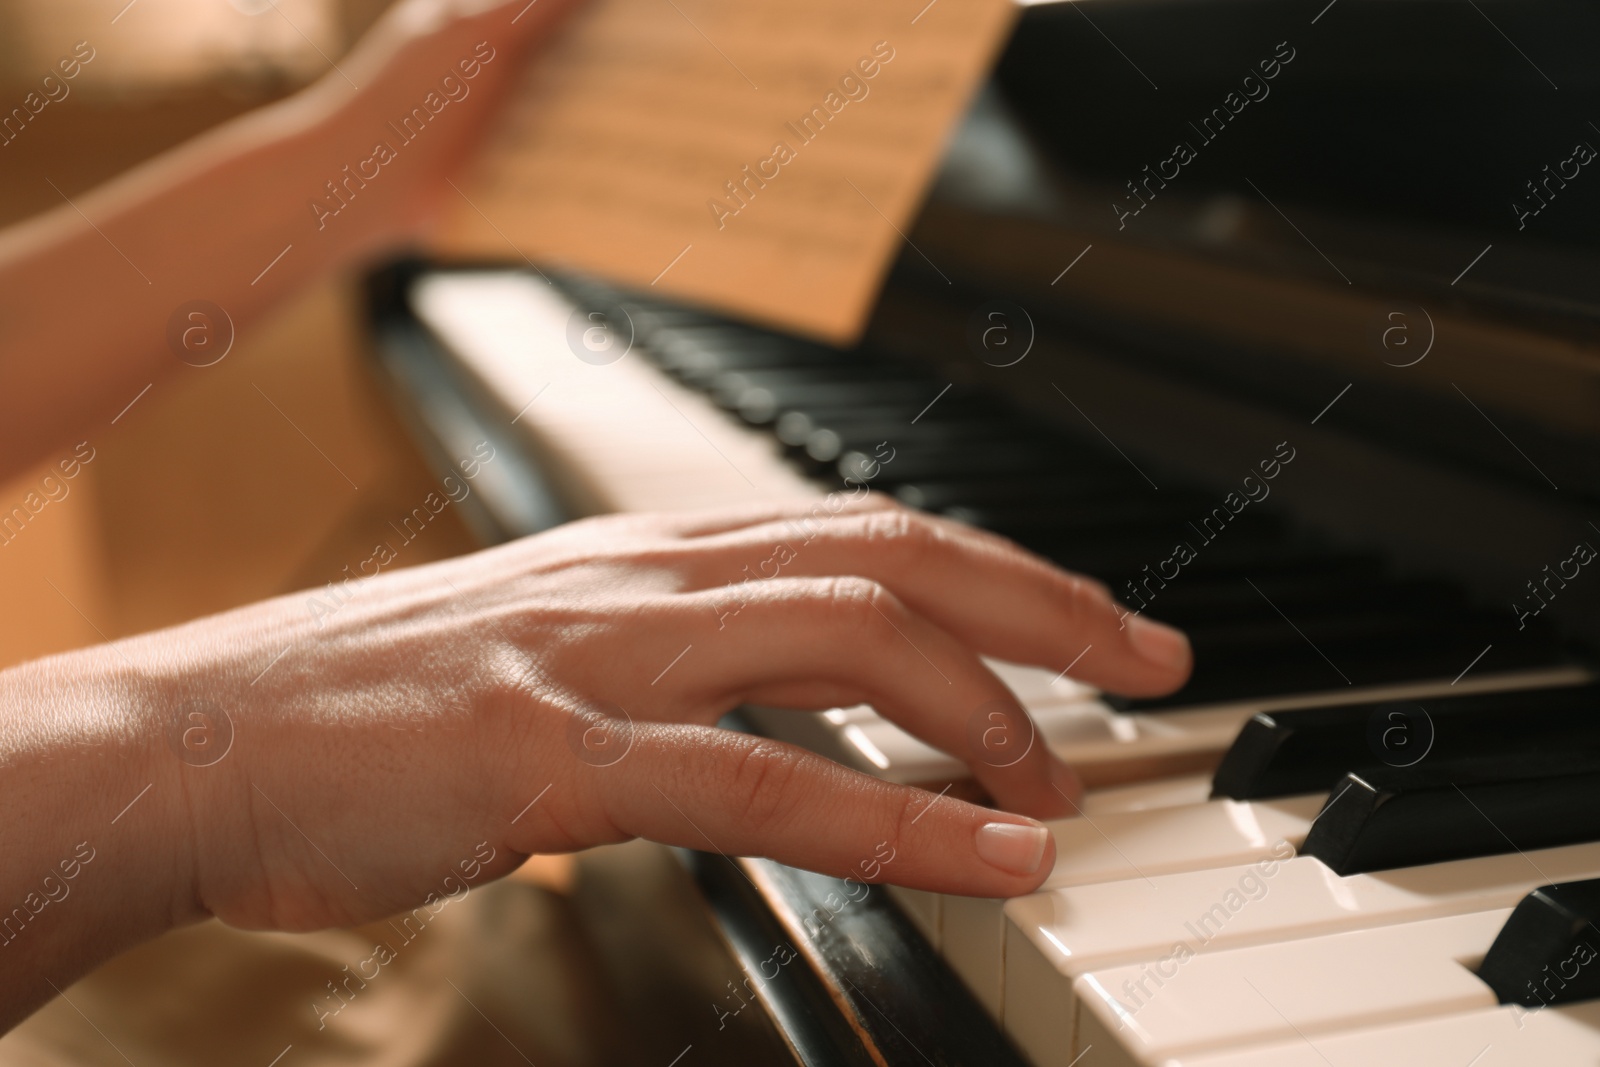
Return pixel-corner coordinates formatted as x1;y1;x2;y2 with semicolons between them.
403;269;1600;1066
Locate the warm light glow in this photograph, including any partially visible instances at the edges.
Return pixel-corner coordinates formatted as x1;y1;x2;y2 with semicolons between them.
843;725;891;770
6;0;340;94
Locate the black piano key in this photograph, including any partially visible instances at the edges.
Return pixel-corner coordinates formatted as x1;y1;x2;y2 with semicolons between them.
1210;684;1600;800
1124;630;1565;711
1036;529;1341;578
1113;563;1480;648
1301;767;1600;875
1145;586;1465;636
803;420;1024;464
1095;549;1470;628
1106;551;1390;589
892;473;1138;510
649;324;791;351
940;494;1234;534
1126;645;1401;709
1007;521;1298;567
776;402;992;446
835;442;1086;487
1178;604;1492;656
1142;574;1459;624
740;381;945;424
1479;880;1600;1007
710;366;927;406
1095;551;1390;614
600;304;720;341
558;281;1587;739
661;343;849;386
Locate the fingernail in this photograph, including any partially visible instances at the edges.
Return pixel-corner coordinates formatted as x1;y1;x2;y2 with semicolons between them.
975;821;1049;876
1125;614;1192;672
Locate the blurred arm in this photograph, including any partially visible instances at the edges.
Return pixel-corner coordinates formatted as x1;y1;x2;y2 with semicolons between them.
0;0;578;481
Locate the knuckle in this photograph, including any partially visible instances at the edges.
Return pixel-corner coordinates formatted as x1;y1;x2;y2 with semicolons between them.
474;650;541;718
832;488;893;513
821;575;894;631
860;508;940;559
610;544;699;586
885;791;927;867
858;509;968;580
534;512;632;554
1062;571;1116;621
728;740;807;835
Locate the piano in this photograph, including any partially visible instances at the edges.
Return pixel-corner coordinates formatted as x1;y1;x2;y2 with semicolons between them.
365;1;1600;1063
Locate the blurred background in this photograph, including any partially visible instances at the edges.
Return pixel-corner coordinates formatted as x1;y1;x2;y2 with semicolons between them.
0;0;479;669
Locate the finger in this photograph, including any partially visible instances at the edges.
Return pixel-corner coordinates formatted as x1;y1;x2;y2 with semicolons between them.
681;506;1191;697
656;576;1077;819
585;724;1059;897
520;496;895;570
348;0;582;100
648;492;897;540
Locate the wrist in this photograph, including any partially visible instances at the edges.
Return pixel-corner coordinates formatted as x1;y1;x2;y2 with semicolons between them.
0;647;199;1024
29;645;197;914
281;71;437;261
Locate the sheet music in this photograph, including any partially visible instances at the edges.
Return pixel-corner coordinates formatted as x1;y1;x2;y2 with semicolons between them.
439;0;1017;343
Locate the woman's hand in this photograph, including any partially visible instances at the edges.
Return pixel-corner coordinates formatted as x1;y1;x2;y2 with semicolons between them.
291;0;586;252
0;496;1190;1026
153;497;1189;927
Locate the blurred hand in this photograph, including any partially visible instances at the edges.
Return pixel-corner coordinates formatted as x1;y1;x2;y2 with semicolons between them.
292;0;586;248
0;0;588;479
111;496;1191;934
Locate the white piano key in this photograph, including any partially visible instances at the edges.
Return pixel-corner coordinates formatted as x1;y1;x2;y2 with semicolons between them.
1007;918;1080;1067
1001;839;1600;1065
743;664;1097;773
1043;794;1324;891
412;273;819;513
985;658;1098;706
743;679;1106;774
888;776;1218;954
1073;908;1513;1067
736;705;869;768
943;793;1323;1017
1080;775;1213;817
885;884;942;946
835;701;1247;785
822;665;1592;788
831;700;1116;780
823;705;875;725
775;650;1099;727
1165;1000;1600;1067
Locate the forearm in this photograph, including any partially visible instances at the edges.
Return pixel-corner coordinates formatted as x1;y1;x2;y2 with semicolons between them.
0;82;396;479
0;651;193;1031
0;0;582;483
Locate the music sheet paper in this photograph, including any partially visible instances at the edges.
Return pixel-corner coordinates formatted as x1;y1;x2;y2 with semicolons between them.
439;0;1018;343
